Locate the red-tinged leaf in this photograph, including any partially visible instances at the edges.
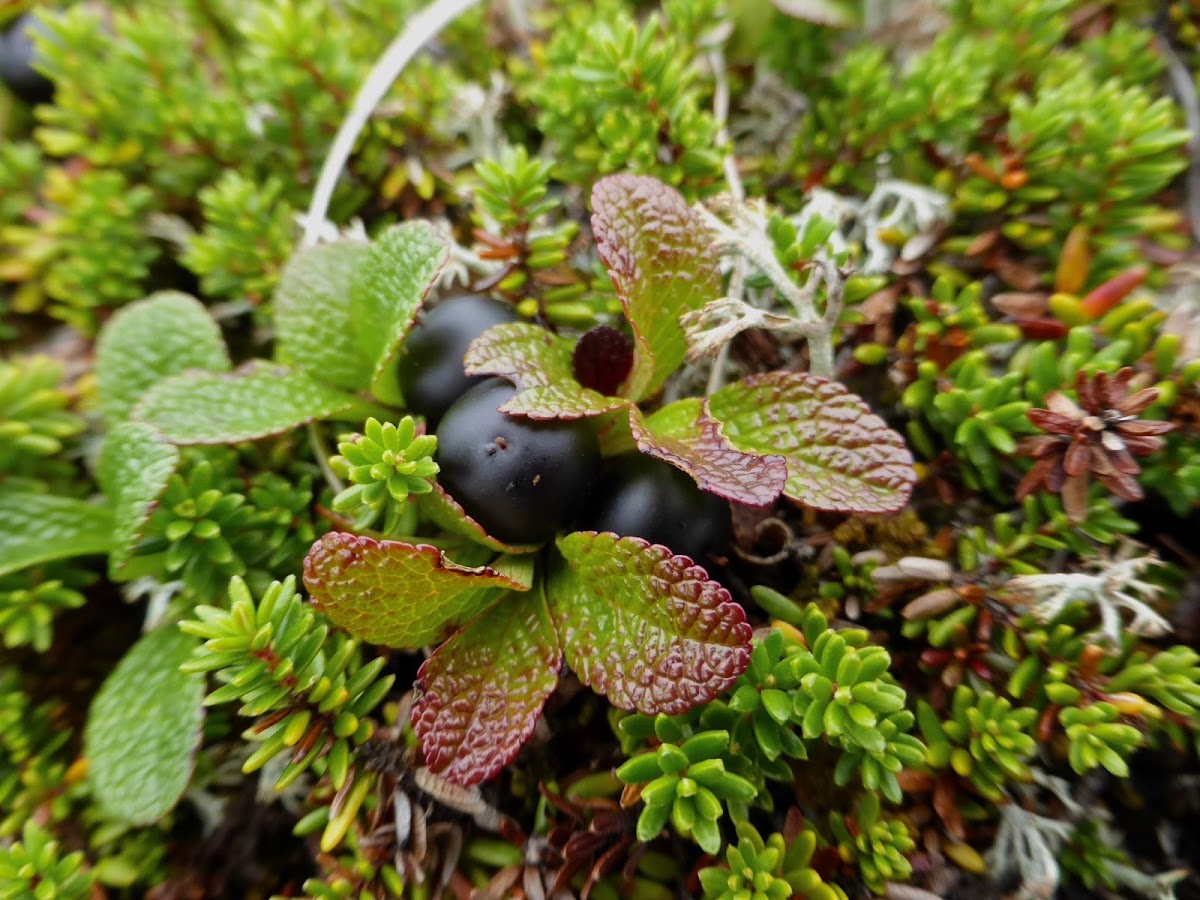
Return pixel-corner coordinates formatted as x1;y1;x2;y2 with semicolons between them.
303;533;530;649
708;372;915;514
591;175;721;401
631;398;787;507
412;591;562;785
573;326;634;396
464;322;574;388
416;483;542;554
548;532;752;715
464;323;625;420
502;385;629;420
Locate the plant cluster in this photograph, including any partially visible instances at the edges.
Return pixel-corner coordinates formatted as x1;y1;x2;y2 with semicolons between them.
2;0;1199;897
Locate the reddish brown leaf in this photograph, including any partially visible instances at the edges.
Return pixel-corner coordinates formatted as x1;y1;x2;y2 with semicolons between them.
707;372;915;514
549;532;752;715
591;175;722;401
303;533;530;648
412;592;561;785
631;398;787;507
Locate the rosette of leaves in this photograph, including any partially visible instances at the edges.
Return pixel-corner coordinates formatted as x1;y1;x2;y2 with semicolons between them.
1058;703;1142;777
298;175;914;786
0;568;87;652
789;607;925;803
0;820;95;900
722;629;810;782
917;686;1037;802
616;728;758;852
0;356;83;484
828;792;914;895
698;818;847;900
329;416;438;534
902;350;1035;494
470;146;588;321
242;469;319;577
180;576;394;852
135;455;255;598
1015;367;1174;521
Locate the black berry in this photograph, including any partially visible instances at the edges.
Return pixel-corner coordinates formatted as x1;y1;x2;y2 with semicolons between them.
435;378;600;544
0;13;53;106
397;294;519;428
583;453;730;561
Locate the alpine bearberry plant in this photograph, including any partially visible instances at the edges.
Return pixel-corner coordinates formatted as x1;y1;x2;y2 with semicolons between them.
2;0;1200;897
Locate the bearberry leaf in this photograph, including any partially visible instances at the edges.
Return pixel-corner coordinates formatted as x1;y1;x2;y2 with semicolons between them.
350;221;449;405
633;397;787;507
84;626;205;825
95;291;230;426
708;372;916;514
275;239;374;391
548;532;752;714
133;361;358;445
97;422;181;579
0;491;113;578
464;322;626;419
591;175;721;401
303;532;531;649
412;591;561;785
417;484;541;554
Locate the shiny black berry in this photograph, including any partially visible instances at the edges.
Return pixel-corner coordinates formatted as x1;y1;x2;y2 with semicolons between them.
0;13;53;106
583;453;730;561
397;294;519;428
435;378;600;545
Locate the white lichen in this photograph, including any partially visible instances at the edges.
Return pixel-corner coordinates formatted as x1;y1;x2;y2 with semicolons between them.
988;803;1073;900
1006;544;1170;644
687;197;846;378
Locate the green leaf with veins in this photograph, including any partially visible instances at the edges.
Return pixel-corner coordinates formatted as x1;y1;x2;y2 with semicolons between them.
303;532;531;648
411;589;561;785
95;291;230;426
97;422;180;579
634;397;787;507
133;361;358;445
0;492;113;578
591;175;721;401
549;531;752;714
84;626;205;825
349;221;449;405
464;322;626;419
274;239;374;391
708;372;916;515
